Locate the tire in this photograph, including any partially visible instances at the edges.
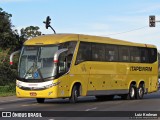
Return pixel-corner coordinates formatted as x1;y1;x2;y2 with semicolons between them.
137;84;144;99
128;84;137;100
69;85;80;103
36;98;45;103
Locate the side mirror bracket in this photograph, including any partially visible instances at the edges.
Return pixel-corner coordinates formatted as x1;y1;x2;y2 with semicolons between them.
10;50;20;65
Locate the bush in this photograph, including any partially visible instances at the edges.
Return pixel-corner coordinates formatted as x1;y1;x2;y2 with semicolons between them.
0;84;15;92
0;54;19;86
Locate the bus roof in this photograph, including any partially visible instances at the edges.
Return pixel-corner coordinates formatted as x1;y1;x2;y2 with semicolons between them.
24;33;156;48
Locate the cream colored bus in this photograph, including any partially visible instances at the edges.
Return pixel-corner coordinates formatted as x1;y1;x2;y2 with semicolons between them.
11;34;158;103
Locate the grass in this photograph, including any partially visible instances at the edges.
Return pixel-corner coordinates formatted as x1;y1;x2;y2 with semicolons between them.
0;92;15;97
0;84;16;97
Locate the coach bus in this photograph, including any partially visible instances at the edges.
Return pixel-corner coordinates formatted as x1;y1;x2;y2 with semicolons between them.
10;34;158;103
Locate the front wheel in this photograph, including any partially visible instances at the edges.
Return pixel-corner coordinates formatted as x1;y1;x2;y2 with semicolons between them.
69;85;80;103
36;98;45;103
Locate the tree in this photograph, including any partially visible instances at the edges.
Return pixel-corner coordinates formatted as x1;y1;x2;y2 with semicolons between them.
0;8;19;49
20;26;42;42
0;7;43;87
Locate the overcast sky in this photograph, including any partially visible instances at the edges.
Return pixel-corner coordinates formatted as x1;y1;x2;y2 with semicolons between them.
1;0;160;49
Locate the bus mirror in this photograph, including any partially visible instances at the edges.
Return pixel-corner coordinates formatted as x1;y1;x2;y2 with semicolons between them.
10;50;20;65
54;49;68;63
53;49;68;75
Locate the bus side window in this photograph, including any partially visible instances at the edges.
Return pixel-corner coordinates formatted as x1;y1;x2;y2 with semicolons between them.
148;48;157;63
130;47;140;63
119;46;130;62
58;52;67;75
76;42;91;64
106;45;118;62
92;43;105;61
140;48;148;63
66;54;73;69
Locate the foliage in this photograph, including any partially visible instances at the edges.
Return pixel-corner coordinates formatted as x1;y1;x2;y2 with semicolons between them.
0;84;16;96
0;7;43;90
0;7;19;88
0;8;20;50
20;26;42;41
0;54;19;86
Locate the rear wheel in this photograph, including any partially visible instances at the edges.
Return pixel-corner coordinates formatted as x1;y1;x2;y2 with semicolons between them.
69;85;80;103
137;84;144;99
128;84;137;100
121;84;137;100
36;98;45;103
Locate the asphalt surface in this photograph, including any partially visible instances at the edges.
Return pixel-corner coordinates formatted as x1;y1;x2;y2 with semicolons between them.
0;90;160;120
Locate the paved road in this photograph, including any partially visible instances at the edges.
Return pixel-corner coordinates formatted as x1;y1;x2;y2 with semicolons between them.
0;91;160;120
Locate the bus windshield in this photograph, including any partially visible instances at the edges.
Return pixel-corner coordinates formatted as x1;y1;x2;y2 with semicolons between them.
19;46;58;80
18;41;77;81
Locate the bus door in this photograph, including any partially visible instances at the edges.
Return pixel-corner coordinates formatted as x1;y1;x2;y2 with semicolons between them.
72;42;91;96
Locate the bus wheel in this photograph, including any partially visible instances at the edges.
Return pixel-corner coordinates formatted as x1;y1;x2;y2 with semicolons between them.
128;84;137;100
36;98;45;103
137;84;144;99
69;85;79;103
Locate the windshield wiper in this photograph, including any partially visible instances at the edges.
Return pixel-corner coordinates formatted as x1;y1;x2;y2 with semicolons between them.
36;68;44;81
23;63;35;79
23;62;44;81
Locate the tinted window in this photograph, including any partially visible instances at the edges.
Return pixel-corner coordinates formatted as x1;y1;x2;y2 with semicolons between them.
76;42;91;64
148;48;157;63
106;45;118;62
76;41;157;64
92;43;105;61
130;47;140;63
119;46;130;62
140;48;149;63
59;41;77;55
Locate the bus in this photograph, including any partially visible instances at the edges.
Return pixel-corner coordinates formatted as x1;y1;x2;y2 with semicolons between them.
10;34;158;103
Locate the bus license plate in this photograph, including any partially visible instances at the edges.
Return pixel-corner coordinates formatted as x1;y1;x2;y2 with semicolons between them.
30;92;37;96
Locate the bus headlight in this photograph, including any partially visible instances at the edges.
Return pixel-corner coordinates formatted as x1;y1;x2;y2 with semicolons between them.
45;84;54;89
16;81;22;88
45;81;60;89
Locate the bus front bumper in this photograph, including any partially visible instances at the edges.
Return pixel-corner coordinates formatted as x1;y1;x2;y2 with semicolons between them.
16;86;58;98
